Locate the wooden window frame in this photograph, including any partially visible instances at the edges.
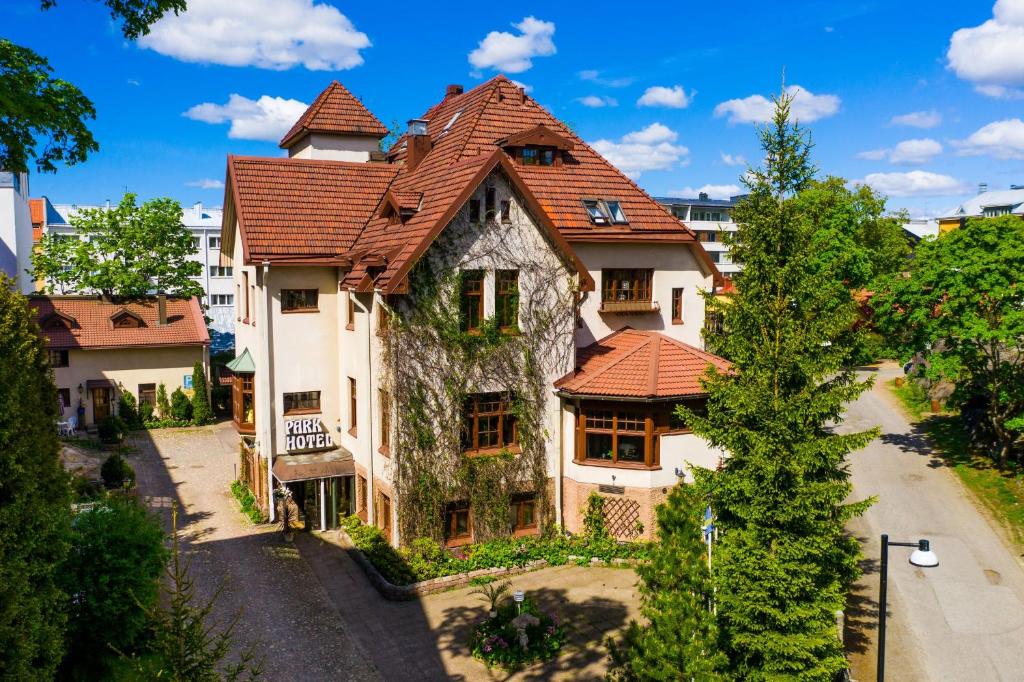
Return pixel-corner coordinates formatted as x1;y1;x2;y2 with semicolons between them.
510;494;538;536
242;271;250;322
495;269;519;332
462;392;519;455
575;402;660;469
671;288;684;324
356;474;368;521
57;388;71;410
520;146;556;166
376;491;392;539
346;292;355;330
460;270;485;333
600;269;657;313
500;199;511;223
48;349;69;368
138;383;156;407
469;199;481;223
485;186;496;221
446;504;473;547
348;377;358;436
283;390;321;415
281;288;319;313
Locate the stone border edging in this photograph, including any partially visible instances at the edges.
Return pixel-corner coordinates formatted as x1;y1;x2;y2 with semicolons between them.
319;529;637;601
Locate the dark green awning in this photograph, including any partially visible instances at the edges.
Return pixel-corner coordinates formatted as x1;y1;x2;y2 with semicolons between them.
225;348;255;374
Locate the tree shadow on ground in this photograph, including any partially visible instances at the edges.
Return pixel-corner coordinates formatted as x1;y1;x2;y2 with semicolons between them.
433;587;629;681
845;548;880;657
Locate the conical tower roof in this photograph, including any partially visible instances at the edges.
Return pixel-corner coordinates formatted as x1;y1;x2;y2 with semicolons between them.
279;81;388;148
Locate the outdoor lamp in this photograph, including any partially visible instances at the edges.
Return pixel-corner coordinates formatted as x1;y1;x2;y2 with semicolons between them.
77;383;83;396
909;539;939;567
877;534;938;681
514;590;524;614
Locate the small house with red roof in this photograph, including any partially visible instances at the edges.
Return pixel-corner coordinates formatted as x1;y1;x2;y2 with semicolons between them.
220;77;728;543
28;295;210;428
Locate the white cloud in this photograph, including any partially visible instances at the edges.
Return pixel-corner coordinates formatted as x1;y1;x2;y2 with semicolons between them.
468;16;555;74
714;84;840;124
947;0;1024;97
952;118;1024;159
857;138;943;164
858;171;968;197
589;123;689;179
184;94;309;141
139;0;371;71
890;110;942;128
577;95;617;108
637;85;693;109
185;178;225;190
578;70;633;87
720;152;747;166
669;184;742;200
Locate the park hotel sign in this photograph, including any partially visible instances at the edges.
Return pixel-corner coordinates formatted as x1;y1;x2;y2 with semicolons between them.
284;417;333;453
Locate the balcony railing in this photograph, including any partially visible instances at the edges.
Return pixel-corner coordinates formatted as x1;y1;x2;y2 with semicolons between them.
598;300;661;314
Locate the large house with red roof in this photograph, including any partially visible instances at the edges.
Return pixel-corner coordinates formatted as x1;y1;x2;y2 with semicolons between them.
220;76;728;544
28;295;210;428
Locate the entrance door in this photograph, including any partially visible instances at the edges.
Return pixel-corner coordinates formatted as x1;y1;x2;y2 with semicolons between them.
92;388;111;423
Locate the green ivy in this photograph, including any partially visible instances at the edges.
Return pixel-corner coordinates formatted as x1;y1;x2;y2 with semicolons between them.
230;480;266;524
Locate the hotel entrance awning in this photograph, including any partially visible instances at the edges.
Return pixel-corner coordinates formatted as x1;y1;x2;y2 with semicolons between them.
272;449;355;483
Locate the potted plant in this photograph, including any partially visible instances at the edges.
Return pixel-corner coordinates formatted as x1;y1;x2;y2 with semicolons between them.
471;580;512;619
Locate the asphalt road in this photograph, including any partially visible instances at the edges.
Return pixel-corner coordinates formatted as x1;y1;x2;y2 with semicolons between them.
842;364;1024;681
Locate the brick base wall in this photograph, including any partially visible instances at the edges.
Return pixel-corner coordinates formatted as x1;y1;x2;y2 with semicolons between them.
561;477;672;541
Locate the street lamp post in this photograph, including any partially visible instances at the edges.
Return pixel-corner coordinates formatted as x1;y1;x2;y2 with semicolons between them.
877;534;939;681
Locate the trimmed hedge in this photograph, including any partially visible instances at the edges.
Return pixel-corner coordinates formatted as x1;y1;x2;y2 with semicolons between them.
230;480;266;524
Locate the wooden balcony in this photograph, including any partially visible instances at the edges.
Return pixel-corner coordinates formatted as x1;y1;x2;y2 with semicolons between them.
598;300;661;314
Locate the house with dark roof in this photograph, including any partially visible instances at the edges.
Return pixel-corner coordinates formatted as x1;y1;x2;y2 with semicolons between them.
28;295;210;428
220;77;727;544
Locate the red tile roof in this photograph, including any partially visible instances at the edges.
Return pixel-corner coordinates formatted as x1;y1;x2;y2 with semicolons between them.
555;328;730;399
279;81;388;148
228;156;399;263
225;75;720;291
28;296;210;351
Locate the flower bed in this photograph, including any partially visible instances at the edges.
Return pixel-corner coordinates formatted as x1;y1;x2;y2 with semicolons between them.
471;599;565;670
230;480;266;524
339;515;648;587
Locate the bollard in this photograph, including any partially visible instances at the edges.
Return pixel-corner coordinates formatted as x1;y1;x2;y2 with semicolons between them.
930;399;941;413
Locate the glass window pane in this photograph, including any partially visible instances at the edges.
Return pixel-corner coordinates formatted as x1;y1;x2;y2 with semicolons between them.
618;434;645;462
606;201;627;223
586;432;614;460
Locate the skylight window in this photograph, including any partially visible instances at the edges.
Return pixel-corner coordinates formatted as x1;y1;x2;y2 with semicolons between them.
443;110;463;133
583;199;629;226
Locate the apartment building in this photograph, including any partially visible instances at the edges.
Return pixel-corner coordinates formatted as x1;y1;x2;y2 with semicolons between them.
221;77;727;545
32;198;235;334
656;193;742;275
0;171;35;293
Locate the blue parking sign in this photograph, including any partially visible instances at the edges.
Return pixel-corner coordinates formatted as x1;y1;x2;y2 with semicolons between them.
184;375;193;389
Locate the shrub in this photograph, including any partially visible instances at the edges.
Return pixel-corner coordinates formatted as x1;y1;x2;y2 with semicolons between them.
59;496;167;677
583;492;608;539
156;382;170;418
100;452;135;489
138;400;155;423
190;362;213;425
97;415;127;444
170;387;192;422
117;391;141;428
340;515;417;585
470;598;565;670
230;480;266;524
71;475;104;502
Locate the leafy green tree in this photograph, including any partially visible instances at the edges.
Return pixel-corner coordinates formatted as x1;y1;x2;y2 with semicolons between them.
794;176;911;289
134;505;263;680
32;193;203;298
59;496;167;677
1;1;185;173
606;484;726;681
872;215;1024;465
157;381;171;419
0;274;71;679
191;362;213;425
682;94;876;679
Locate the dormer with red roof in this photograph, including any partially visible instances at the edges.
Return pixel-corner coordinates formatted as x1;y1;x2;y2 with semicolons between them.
280;81;389;162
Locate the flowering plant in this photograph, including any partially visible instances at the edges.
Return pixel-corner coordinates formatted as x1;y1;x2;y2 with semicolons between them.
469;597;565;670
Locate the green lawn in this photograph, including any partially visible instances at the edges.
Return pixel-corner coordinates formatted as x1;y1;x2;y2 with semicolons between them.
888;380;1024;551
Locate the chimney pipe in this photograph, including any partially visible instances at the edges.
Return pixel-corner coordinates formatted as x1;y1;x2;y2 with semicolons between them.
406;119;432;172
157;293;167;326
446;84;464;98
978;182;988;195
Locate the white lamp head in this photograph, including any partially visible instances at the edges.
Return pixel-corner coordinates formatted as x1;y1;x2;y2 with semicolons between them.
909;539;939;567
513;590;524;603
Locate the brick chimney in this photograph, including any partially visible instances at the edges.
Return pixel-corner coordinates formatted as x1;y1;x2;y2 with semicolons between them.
406;119;431;172
446;84;464;98
157;293;167;326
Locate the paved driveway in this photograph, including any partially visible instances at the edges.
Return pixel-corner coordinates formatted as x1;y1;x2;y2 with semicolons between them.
130;423;379;681
843;364;1024;681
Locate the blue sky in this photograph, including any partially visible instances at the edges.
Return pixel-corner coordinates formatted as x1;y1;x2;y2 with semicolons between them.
4;0;1022;218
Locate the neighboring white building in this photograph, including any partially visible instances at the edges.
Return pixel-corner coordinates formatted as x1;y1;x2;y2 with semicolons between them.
222;77;728;546
902;218;939;240
0;171;35;293
655;193;743;275
36;199;235;333
938;184;1024;234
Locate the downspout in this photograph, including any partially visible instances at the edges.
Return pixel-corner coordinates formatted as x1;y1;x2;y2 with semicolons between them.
352;292;376;535
258;261;276;522
556;390;564;529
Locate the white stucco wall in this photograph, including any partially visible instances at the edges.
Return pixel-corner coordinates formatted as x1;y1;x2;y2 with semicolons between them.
572;242;713;349
287;134;381;162
0;172;34;293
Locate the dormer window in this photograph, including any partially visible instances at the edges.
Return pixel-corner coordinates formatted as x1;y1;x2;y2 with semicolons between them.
521;146;556;166
583;199;628;226
110;310;144;329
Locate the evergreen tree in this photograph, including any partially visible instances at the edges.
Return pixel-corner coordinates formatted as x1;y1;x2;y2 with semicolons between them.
136;505;263;680
681;94;876;679
0;275;71;679
607;484;726;681
190;362;213;425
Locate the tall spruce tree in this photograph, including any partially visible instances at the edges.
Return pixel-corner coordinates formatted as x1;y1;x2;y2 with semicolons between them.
606;484;726;681
680;94;877;679
0;275;72;679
